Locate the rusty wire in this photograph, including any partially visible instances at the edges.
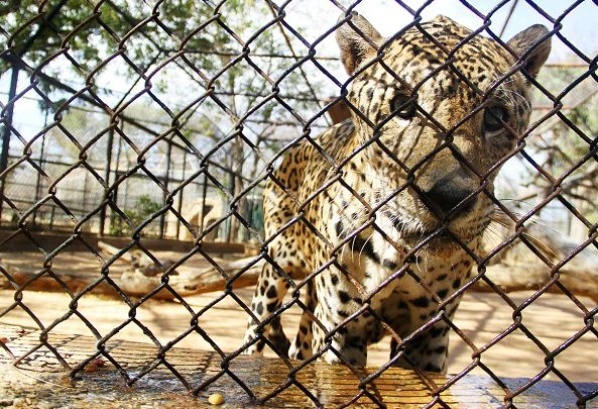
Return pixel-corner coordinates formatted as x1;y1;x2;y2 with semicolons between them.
0;0;597;408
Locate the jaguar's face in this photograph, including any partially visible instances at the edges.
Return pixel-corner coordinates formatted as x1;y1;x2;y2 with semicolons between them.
337;13;550;244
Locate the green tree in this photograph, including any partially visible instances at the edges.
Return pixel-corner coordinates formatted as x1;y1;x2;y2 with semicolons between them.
109;194;162;236
522;62;598;235
1;1;333;240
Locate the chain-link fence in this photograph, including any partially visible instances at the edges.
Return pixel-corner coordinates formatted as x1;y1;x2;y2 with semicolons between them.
1;0;597;408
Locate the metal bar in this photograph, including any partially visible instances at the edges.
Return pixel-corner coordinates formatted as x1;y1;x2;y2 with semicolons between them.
0;64;19;225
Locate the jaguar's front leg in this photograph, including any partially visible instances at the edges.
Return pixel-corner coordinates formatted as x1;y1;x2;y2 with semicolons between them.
289;279;316;360
388;295;463;373
309;273;371;366
243;262;291;357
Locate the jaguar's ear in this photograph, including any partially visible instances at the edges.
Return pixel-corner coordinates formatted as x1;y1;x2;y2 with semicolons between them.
336;12;383;75
506;24;551;79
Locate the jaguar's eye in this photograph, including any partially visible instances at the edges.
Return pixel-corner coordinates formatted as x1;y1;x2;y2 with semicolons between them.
390;93;417;119
483;106;509;134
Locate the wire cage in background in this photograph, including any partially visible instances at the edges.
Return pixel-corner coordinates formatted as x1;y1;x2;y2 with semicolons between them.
0;0;597;408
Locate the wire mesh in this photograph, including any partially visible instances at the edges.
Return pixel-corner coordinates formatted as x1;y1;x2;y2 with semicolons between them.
0;0;597;408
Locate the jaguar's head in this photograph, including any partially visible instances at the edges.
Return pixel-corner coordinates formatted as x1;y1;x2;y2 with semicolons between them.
336;13;551;245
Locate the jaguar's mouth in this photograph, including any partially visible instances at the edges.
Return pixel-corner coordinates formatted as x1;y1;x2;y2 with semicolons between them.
389;211;490;245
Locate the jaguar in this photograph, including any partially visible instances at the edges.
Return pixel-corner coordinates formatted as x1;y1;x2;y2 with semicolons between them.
243;12;550;372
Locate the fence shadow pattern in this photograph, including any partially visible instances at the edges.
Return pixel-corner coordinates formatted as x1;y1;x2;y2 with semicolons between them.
0;1;597;408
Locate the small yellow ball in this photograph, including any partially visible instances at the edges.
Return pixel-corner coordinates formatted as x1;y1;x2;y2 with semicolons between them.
208;393;225;405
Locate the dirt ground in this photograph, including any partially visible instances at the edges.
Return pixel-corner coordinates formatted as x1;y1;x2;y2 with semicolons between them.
0;246;596;387
0;285;595;384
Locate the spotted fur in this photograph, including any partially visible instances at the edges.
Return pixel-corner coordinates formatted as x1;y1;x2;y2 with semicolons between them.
243;13;550;372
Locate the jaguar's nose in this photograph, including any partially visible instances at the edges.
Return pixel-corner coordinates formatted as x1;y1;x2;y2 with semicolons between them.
420;168;479;216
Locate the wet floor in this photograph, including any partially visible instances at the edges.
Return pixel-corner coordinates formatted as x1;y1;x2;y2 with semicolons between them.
1;323;596;408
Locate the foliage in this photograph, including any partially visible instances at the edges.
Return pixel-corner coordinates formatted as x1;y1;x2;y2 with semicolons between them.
1;0;335;240
1;0;327;160
109;194;162;236
525;64;598;224
1;0;248;72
